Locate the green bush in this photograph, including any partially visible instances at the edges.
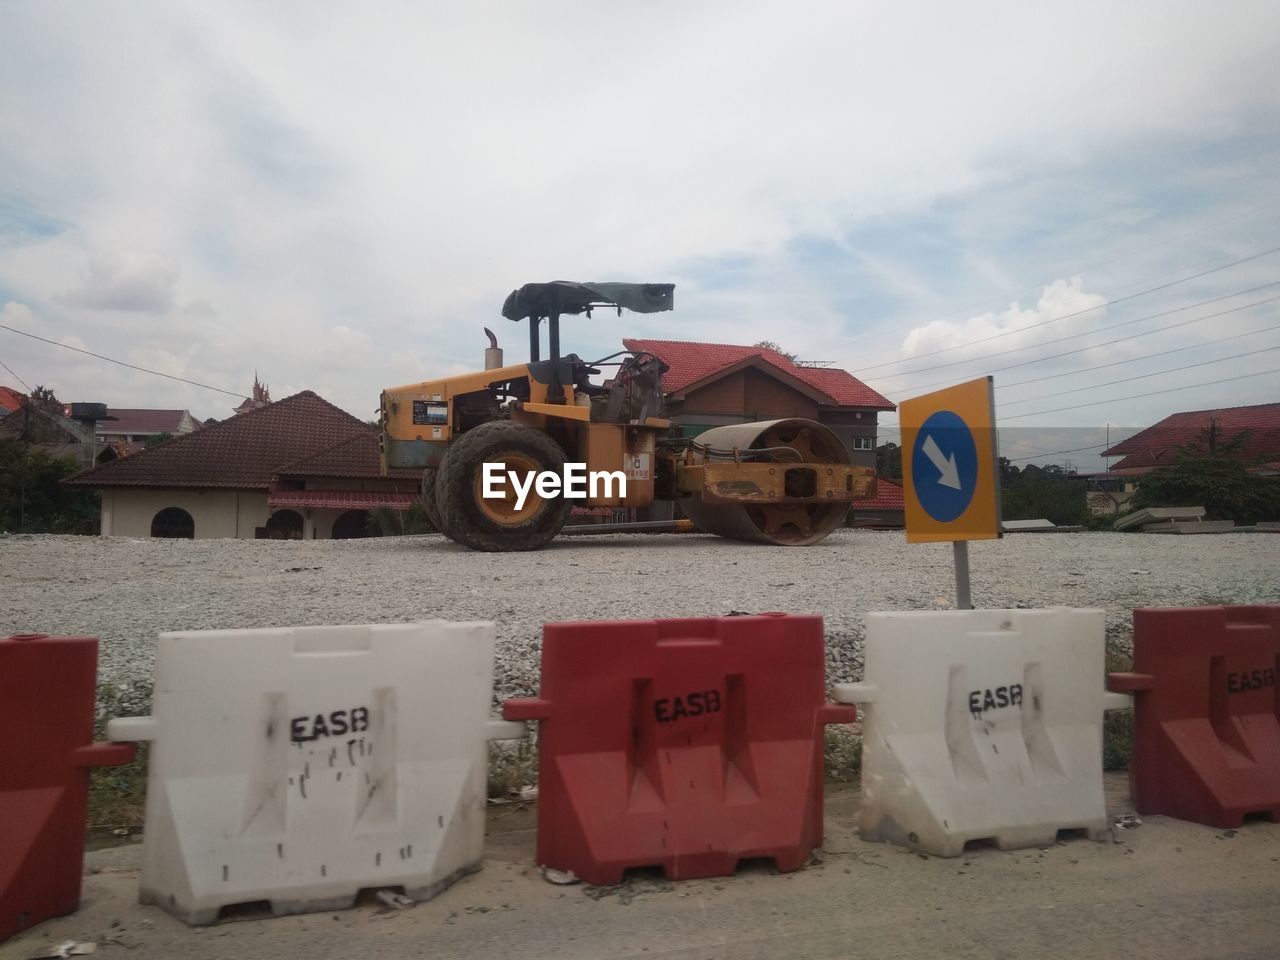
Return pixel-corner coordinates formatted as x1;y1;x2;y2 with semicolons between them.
1131;455;1280;524
0;438;100;533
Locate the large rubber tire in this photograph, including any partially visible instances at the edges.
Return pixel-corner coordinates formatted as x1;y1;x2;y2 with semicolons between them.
436;421;571;552
421;466;461;541
420;468;443;531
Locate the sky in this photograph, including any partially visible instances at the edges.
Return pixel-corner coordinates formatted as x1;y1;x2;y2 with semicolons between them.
2;1;1279;471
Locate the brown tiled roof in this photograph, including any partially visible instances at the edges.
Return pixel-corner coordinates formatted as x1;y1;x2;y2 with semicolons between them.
65;391;368;489
96;408;203;435
1101;402;1280;472
622;338;896;410
275;430;417;481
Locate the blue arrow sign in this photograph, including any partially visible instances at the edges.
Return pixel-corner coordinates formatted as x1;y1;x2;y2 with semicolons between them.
910;410;979;523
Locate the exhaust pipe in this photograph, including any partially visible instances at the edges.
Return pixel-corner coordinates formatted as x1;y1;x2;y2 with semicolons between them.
483;327;503;370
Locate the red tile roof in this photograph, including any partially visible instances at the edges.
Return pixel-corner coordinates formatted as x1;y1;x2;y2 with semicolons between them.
97;408;203;435
622;338;895;411
0;386;25;413
267;490;416;511
66;391;370;489
858;478;904;510
275;431;418;481
1101;402;1280;471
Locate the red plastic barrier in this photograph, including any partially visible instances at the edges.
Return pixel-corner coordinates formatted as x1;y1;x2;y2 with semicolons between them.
1;634;136;942
502;614;855;885
1109;606;1280;828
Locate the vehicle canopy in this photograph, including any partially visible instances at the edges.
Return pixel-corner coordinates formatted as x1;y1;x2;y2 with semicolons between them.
501;282;675;321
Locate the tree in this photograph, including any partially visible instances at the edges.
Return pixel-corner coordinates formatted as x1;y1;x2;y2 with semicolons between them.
1131;454;1280;525
1000;461;1088;526
0;437;100;534
753;340;798;363
875;442;902;480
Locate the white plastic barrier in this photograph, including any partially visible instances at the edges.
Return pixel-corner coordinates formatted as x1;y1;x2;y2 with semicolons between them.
834;609;1131;858
108;622;524;924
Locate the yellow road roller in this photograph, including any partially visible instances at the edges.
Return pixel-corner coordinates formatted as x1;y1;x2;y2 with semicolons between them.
380;281;876;551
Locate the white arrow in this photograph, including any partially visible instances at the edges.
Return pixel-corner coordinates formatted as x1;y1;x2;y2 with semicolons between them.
921;434;962;489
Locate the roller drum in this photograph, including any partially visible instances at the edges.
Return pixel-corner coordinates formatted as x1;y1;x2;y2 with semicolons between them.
683;418;853;546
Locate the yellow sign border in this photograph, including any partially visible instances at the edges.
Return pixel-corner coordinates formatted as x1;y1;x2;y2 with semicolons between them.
900;376;1001;543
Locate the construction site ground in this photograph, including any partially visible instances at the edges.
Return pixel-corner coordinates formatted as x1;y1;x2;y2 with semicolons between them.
2;529;1279;958
3;777;1278;960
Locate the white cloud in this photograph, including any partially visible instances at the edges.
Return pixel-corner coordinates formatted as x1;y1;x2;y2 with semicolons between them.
60;250;179;313
0;1;1278;424
900;277;1108;358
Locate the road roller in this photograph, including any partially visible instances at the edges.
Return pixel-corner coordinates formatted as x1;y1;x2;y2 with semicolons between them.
379;281;877;551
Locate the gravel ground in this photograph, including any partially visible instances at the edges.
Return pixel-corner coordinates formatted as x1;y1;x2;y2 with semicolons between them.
4;528;1280;719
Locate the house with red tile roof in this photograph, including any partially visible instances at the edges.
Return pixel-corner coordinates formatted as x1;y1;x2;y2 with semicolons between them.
847;477;905;528
65;391;418;539
622;338;895;467
1100;402;1280;475
0;385;25;415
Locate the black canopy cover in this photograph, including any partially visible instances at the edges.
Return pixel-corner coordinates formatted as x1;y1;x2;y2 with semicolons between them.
501;281;675;321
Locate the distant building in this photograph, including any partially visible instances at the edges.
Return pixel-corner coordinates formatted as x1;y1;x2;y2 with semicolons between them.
0;385;24;416
1101;401;1280;474
233;373;272;416
65;391;418;539
0;394;111;467
1075;472;1140;518
93;407;205;456
1079;401;1280;517
847;478;905;528
621;339;896;467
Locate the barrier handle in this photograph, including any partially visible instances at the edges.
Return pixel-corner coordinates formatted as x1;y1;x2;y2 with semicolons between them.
1107;672;1154;693
73;741;137;768
486;719;529;741
817;703;858;725
832;682;878;705
107;716;159;743
502;697;553;722
1101;691;1133;712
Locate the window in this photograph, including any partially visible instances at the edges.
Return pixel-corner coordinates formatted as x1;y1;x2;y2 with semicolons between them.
151;507;194;539
851;436;876;450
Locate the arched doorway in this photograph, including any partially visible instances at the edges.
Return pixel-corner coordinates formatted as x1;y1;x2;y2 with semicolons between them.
151;506;194;539
265;509;304;540
331;509;370;540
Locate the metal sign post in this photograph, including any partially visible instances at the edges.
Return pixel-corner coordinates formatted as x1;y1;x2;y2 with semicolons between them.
952;541;972;609
900;377;1000;610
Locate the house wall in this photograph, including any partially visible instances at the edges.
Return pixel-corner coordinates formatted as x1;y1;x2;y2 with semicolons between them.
99;488;270;539
682;371;746;415
680;370;821;420
816;410;880;469
742;369;819;419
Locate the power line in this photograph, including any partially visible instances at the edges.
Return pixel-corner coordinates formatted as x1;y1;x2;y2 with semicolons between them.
0;321;247;400
869;280;1280;387
850;244;1280;376
998;368;1280;421
1005;442;1110;463
896;293;1280;399
999;344;1280;407
866;196;1280;336
997;319;1280;391
0;357;32;392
